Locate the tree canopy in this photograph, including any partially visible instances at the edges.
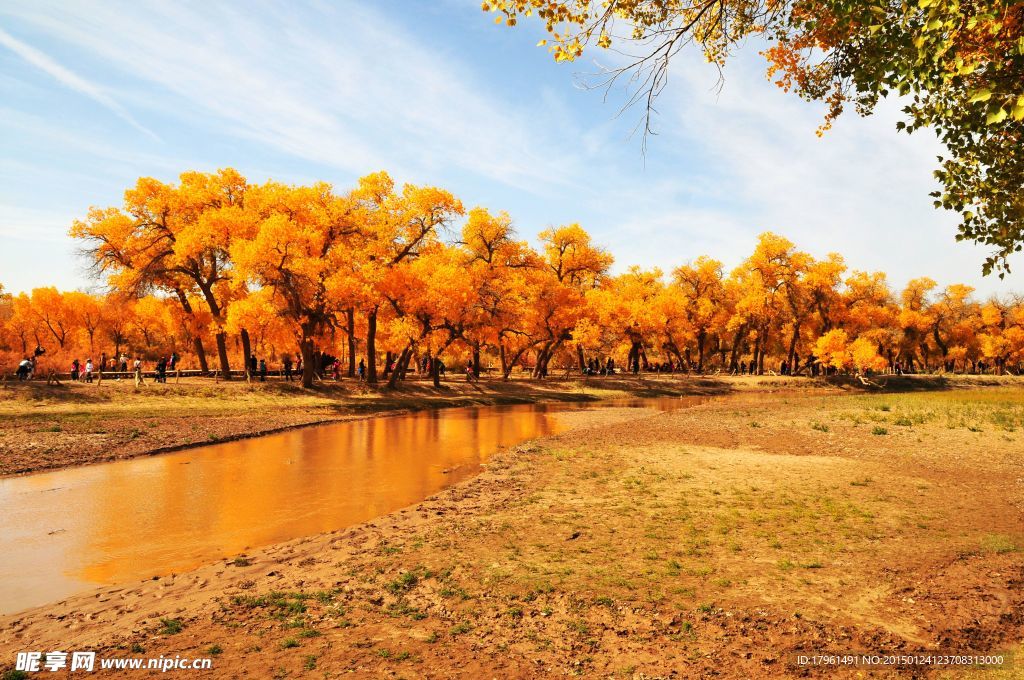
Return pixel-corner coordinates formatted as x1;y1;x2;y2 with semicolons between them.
481;0;1024;274
4;169;1023;387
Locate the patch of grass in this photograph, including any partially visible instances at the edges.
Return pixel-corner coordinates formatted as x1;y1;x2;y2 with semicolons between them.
386;570;419;593
231;591;310;619
2;671;31;680
567;618;590;635
980;534;1018;554
303;655;317;671
206;644;223;655
450;621;472;636
130;643;145;654
871;426;888;435
158;618;183;635
231;556;252;567
810;421;830;432
280;638;300;649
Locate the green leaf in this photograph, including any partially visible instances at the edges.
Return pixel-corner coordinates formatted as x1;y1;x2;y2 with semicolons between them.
986;108;1007;125
968;88;992;103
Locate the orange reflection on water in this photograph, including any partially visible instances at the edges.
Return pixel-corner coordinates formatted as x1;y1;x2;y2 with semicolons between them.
0;404;566;614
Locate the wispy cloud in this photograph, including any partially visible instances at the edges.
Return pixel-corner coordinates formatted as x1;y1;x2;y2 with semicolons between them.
0;0;578;193
0;26;159;141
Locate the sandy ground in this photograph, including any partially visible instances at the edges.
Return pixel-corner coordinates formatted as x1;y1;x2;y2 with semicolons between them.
1;380;1022;678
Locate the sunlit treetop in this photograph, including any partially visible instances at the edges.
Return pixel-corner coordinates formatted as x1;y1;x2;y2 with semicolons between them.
483;0;1024;276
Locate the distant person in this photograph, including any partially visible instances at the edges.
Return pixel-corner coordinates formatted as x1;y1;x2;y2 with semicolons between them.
357;358;366;381
249;354;257;380
71;358;80;382
259;358;267;382
155;356;167;383
283;354;293;381
133;357;145;386
84;358;94;383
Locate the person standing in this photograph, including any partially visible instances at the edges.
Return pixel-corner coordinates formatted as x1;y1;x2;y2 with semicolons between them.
133;357;145;386
259;358;267;382
283;354;293;381
71;358;80;382
357;358;366;381
84;358;94;383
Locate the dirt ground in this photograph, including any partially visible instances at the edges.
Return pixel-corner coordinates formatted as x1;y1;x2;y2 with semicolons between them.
1;378;1022;678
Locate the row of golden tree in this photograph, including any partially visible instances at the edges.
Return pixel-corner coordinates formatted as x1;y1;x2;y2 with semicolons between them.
2;169;1022;387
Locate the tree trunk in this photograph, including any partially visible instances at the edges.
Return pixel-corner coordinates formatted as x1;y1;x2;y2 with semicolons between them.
387;346;412;388
758;327;768;375
193;337;208;373
346;308;356;378
300;336;315;388
216;331;232;380
532;344;549;379
728;324;746;371
697;330;706;372
398;348;412;380
500;343;510;381
240;328;252;381
366;308;378;385
473;344;482;379
787;322;800;368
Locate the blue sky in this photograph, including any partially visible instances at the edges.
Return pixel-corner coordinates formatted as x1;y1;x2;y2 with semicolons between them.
0;0;1019;297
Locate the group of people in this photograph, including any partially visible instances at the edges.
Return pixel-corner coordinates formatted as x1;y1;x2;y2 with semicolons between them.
14;346;46;380
65;352;178;385
582;357;617;376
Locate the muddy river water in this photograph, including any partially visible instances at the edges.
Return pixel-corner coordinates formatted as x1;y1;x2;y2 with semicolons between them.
0;397;703;614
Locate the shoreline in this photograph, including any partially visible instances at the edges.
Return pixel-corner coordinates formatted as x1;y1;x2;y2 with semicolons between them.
2;373;1017;480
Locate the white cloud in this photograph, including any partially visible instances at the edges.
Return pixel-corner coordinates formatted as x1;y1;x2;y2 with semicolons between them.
0;0;578;193
589;46;1020;297
0;26;158;140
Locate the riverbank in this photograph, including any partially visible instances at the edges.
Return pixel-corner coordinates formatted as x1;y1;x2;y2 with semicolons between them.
1;383;1022;678
0;373;1015;478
